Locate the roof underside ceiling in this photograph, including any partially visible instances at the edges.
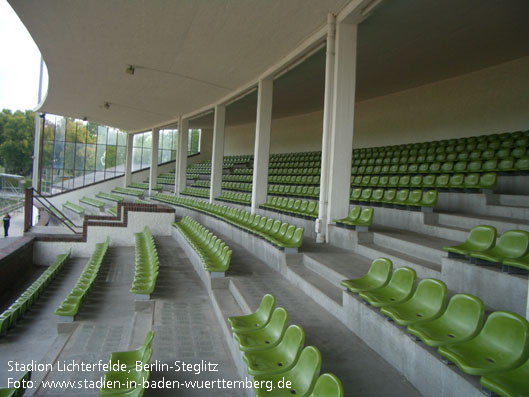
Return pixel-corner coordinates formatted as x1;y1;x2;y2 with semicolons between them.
9;0;529;133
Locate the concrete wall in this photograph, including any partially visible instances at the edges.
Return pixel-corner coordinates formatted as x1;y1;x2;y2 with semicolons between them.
223;55;529;155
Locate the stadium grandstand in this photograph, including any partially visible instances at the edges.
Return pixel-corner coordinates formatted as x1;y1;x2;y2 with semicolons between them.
1;0;529;396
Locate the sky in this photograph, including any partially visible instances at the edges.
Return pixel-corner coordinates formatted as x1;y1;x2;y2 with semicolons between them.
0;0;48;112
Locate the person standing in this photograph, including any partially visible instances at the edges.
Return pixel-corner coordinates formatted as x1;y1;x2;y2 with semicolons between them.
3;213;11;237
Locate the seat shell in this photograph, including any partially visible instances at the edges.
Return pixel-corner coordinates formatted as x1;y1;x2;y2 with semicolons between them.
341;258;393;293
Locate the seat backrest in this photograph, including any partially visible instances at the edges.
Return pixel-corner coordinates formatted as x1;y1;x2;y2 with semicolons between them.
267;307;289;337
367;258;393;283
348;207;361;221
396;190;409;202
408;190;422;204
464;173;480;186
477;311;529;365
443;294;484;334
359;208;374;224
467;226;497;250
255;294;276;322
413;279;448;311
277;325;305;362
291;346;322;396
497;230;529;258
388;266;417;295
309;373;344;397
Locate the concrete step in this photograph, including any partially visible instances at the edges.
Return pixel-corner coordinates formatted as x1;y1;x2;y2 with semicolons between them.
418;221;470;242
370;226;455;265
496;193;529;208
437;211;529;234
302;251;372;286
356;241;441;279
483;203;529;221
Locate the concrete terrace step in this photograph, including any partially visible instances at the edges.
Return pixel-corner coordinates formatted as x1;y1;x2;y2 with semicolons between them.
496;193;529;208
302;251;372;286
356;242;442;279
437;211;529;234
370;226;456;265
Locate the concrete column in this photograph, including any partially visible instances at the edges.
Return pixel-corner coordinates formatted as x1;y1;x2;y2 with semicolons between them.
210;105;226;203
175;118;189;195
32;58;45;191
316;14;336;243
149;128;159;196
251;78;273;213
124;133;134;187
326;20;358;225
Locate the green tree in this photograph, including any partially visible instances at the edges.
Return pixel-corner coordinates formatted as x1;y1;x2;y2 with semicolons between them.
0;109;35;176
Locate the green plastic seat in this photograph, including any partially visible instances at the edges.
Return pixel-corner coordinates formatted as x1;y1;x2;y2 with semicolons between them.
244;325;305;376
448;174;465;189
341;258;393;293
463;173;480;189
309;373;344;397
0;370;31;397
109;331;155;368
394;189;409;206
405;189;423;207
382;189;397;205
371;188;384;203
334;207;360;225
480;357;529;397
359;266;417;307
407;294;484;347
233;307;289;352
380;278;448;326
228;294;276;332
420;190;438;207
442;225;497;257
503;251;529;272
254;346;322;397
356;208;374;226
438;311;529;375
351;188;362;201
515;157;529;171
470;230;529;265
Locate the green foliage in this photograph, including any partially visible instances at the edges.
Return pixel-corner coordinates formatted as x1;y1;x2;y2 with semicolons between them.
0;109;35;176
188;129;200;154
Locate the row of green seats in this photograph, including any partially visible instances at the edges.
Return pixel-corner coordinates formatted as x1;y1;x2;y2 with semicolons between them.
181;187;210;198
99;331;154;396
333;207;373;229
261;197;319;219
352;130;529;157
443;226;529;273
223;174;252;182
47;205;78;228
270;152;321;161
79;196;105;211
130;227;159;296
96;192;125;203
1;252;70;335
128;182;163;191
223;181;252;192
268;184;320;199
353;146;528;166
152;194;304;250
174;216;232;273
268;167;321;176
342;258;529;397
63;201;85;216
112;187;144;197
217;191;251;205
268;175;320;185
55;239;109;318
351;188;438;209
351;158;529;175
193;180;210;188
229;294;343;396
0;371;31;397
269;161;321;169
232;168;254;175
155;176;176;185
352;173;497;191
158;172;175;178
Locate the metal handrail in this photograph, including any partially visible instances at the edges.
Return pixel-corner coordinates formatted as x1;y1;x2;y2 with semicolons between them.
32;188;82;234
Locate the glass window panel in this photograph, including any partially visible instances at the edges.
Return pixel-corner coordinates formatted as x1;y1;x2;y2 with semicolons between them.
133;133;143;148
160;150;171;164
76;122;87;143
171;149;177;161
55;118;66;142
105;170;116;180
116;146;126;169
105;146;116;170
132;147;142;171
65;119;77;142
143;132;152;149
107;128;118;146
63;169;74;191
95;145;106;171
44;120;55;141
75;143;86;170
117;131;127;146
97;125;108;144
73;170;84;188
141;148;151;169
64;142;75;170
85;144;96;170
87;122;98;144
53;141;64;169
42;142;54;168
84;170;95;185
94;171;105;183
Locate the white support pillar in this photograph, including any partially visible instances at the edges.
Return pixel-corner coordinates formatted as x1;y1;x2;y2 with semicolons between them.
32;57;45;191
326;20;358;226
149;128;159;196
175;118;189;195
316;14;336;243
210;105;226;203
251;78;273;214
124;133;134;187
